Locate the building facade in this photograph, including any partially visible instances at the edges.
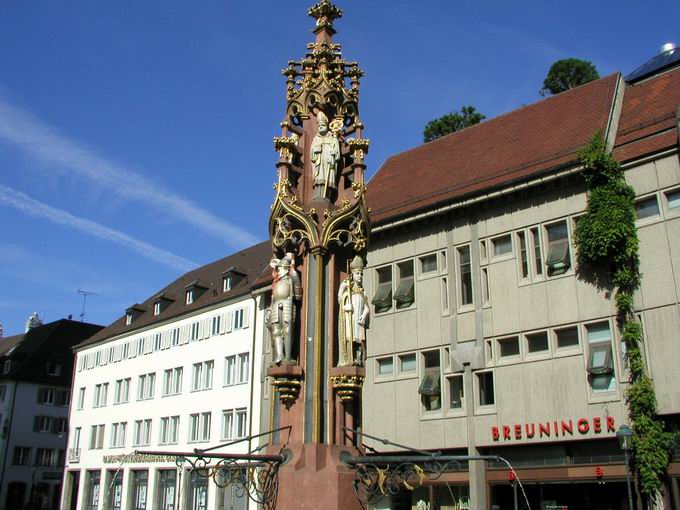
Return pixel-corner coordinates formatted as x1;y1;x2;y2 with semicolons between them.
61;242;271;510
0;318;103;510
361;53;680;508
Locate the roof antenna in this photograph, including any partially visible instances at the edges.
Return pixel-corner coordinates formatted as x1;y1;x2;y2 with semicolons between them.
77;289;98;322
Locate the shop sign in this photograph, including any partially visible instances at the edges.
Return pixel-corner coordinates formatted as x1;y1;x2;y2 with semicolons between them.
103;454;177;464
491;416;615;442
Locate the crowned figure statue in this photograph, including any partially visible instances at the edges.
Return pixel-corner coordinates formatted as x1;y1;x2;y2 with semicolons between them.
337;255;370;366
310;111;341;200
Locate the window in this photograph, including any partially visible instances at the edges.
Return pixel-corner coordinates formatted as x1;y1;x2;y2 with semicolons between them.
192;361;214;391
481;267;490;305
372;266;392;313
526;331;549;354
555;326;579;349
93;383;108;407
448;375;464;410
492;234;512;257
545;221;571;275
156;471;176;510
12;447;30;466
77;387;86;410
586;322;615;392
458;245;473;306
222;410;234;440
114;379;130;404
224;356;236;386
38;388;56;406
126;313;133;325
159;416;179;445
36;448;54;468
419;254;437;274
57;417;68;435
530;227;543;276
186;290;194;305
190;322;200;342
189;412;211;442
477;371;495;407
133;419;152;447
517;231;529;279
154;333;162;351
46;361;62;376
171;328;180;347
419;351;441;411
497;336;520;359
480;240;488;262
377;357;393;376
235;409;247;438
237;354;249;383
89;424;105;449
635;196;660;220
211;316;221;336
223;276;232;292
110;422;127;448
72;428;81;450
394;260;415;309
131;470;148;510
233;308;246;329
441;277;449;313
162;368;183;396
137;373;155;401
666;189;680;210
398;353;416;373
153;302;161;316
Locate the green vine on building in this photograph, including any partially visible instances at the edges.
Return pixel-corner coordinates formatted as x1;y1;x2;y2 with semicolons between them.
574;135;673;503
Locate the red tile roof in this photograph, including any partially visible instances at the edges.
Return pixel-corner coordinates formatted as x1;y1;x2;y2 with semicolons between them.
614;67;680;162
367;74;621;225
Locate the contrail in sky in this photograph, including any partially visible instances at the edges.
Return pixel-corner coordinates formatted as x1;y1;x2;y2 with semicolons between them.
0;185;198;272
0;99;260;249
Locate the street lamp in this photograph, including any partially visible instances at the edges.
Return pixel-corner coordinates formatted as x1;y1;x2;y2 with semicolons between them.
617;424;635;510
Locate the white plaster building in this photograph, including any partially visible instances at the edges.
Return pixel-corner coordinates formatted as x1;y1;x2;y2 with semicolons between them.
62;242;271;510
0;318;103;510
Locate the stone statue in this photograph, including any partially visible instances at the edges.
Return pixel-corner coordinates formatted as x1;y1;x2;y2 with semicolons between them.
265;254;302;365
310;111;340;200
337;256;369;366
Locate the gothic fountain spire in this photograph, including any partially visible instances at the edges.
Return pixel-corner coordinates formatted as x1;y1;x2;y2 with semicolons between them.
308;0;343;41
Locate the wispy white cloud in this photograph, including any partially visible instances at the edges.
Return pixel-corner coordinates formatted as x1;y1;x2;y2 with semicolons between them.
0;185;198;272
0;99;260;249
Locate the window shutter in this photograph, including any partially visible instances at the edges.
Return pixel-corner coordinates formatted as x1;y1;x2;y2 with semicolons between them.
197;321;203;340
203;318;211;339
182;325;190;345
226;311;234;333
50;417;58;434
242;307;250;329
219;314;227;335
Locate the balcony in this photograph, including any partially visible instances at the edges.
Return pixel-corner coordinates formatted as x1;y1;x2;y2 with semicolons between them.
67;448;80;463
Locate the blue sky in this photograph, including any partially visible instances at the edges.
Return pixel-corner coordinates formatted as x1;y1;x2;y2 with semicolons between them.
0;1;677;335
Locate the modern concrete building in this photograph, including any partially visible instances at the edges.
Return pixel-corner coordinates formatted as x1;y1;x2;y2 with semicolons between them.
361;47;680;509
61;241;271;510
0;318;103;510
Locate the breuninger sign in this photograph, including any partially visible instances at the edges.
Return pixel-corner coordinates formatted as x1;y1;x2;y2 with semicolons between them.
491;416;616;442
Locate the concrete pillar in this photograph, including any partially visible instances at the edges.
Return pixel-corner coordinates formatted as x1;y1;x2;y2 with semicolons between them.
464;364;487;509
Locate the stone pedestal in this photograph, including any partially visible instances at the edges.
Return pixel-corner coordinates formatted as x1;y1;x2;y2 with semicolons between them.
270;443;362;510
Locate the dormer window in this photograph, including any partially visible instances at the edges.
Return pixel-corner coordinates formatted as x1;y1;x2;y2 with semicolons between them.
153;302;161;316
184;281;208;305
46;362;62;377
125;304;145;325
221;267;246;293
152;295;174;316
3;360;11;374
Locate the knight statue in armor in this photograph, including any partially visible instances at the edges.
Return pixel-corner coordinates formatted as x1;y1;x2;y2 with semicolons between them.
265;254;302;365
310;111;341;200
337;255;370;366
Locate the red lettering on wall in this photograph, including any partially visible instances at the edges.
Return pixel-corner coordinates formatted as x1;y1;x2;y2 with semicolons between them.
593;417;602;433
539;422;550;437
492;426;499;441
553;421;559;435
503;426;511;440
561;420;573;435
606;416;616;432
514;424;522;439
577;418;590;434
525;423;535;438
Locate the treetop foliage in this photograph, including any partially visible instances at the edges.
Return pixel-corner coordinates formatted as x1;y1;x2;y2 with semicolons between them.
423;105;485;143
541;58;599;96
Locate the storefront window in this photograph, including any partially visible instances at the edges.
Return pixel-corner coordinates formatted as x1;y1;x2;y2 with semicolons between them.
156;470;177;510
131;470;148;510
188;471;208;510
86;470;101;510
106;471;123;510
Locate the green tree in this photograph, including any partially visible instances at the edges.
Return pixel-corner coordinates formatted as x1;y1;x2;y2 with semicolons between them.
423;105;485;143
540;58;599;96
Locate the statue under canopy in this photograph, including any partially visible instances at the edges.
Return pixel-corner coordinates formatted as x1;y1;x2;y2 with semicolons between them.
310;111;341;200
337;255;369;366
266;255;302;365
